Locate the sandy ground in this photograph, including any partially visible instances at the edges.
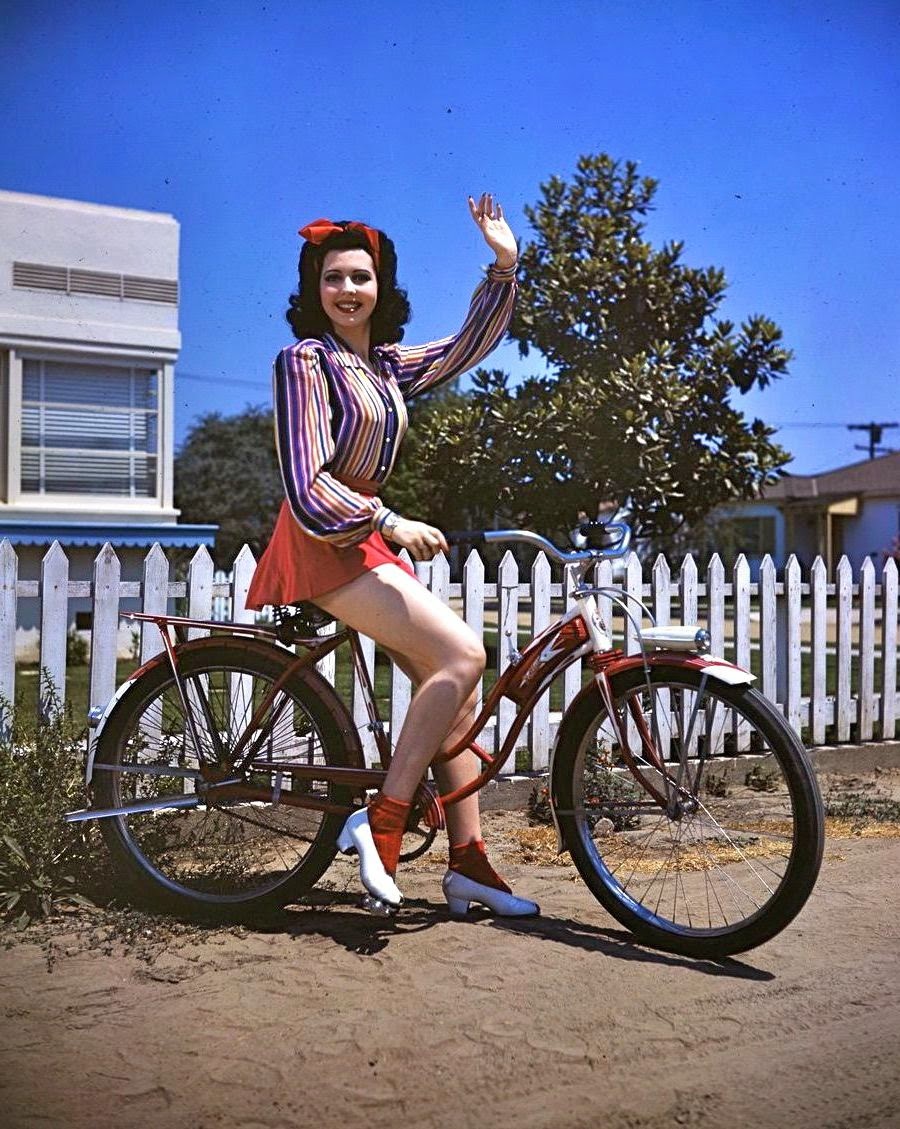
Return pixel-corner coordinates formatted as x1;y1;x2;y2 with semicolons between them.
2;774;900;1129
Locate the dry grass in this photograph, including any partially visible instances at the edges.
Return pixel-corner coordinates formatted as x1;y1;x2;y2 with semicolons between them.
824;818;900;840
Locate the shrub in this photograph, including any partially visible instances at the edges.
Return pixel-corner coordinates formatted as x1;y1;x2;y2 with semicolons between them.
66;629;88;666
0;694;102;925
528;744;641;831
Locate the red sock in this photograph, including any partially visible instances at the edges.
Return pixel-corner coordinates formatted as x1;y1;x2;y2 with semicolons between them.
367;792;411;877
448;839;511;893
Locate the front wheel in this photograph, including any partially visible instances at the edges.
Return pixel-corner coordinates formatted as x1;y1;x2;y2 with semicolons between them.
552;664;824;957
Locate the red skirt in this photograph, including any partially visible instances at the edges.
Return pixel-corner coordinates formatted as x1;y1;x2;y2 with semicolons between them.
246;500;417;609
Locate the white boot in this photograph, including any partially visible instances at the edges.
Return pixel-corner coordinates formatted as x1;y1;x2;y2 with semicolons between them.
336;808;404;908
442;870;539;917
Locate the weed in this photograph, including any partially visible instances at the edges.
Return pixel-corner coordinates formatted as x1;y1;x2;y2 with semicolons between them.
745;764;780;792
705;771;729;798
0;693;104;926
824;791;900;825
528;743;641;832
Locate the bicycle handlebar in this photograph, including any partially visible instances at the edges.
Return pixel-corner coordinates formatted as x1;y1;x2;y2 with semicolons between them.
445;523;632;565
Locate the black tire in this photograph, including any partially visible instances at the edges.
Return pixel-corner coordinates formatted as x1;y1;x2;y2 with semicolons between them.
552;664;824;958
93;639;362;921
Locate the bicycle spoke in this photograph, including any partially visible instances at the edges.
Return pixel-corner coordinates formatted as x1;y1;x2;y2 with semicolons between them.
95;649;349;908
563;669;819;948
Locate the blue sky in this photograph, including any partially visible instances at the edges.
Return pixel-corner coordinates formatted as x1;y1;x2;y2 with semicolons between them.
1;0;898;473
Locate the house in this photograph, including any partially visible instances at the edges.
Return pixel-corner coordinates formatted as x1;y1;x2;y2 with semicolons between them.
715;449;900;574
0;189;216;656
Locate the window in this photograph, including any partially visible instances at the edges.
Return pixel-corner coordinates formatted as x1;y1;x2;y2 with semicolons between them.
21;358;159;497
731;516;776;555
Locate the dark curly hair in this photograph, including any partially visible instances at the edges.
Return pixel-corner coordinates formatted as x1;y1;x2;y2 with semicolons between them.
286;223;411;344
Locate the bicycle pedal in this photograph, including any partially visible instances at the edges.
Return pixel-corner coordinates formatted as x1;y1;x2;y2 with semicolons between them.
360;894;398;917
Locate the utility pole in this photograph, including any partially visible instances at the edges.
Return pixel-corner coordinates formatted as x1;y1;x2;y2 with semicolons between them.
847;421;899;459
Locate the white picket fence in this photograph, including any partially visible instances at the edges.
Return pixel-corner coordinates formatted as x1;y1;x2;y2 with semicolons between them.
1;539;898;769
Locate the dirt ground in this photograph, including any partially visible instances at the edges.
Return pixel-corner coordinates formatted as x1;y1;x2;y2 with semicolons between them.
2;770;900;1129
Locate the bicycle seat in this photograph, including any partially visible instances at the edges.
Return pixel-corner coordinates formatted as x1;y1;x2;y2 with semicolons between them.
271;602;336;642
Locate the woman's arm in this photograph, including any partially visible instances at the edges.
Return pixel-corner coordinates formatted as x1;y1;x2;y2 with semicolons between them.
274;344;388;546
385;194;518;400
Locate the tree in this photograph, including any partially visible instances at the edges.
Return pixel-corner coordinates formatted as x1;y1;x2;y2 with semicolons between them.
394;153;791;546
174;406;282;567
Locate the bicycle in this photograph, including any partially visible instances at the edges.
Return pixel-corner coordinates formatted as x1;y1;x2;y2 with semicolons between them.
66;523;825;958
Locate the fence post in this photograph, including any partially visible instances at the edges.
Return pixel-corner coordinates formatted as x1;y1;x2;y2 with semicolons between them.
230;545;256;626
679;554;699;753
652;554;671;760
759;555;777;708
625;552;642;655
810;556;828;746
835;556;853;743
707;554;725;658
882;558;898;740
733;554;751;750
463;548;485;713
89;543;121;715
496;551;519;756
0;540;16;734
530;551;552;770
783;555;802;735
680;554;698;625
140;544;170;663
858;557;876;742
39;541;68;717
187;545;215;640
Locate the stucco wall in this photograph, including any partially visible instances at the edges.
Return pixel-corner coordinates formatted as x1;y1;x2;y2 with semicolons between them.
842;498;900;569
0;190;180;353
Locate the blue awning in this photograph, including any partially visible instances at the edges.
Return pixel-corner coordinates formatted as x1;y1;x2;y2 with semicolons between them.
0;520;218;549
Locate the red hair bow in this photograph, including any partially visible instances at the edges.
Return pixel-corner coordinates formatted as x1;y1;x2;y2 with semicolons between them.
298;218;381;269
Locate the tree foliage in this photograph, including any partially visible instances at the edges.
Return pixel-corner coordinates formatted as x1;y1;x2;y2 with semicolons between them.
392;153;791;546
174;406;282;568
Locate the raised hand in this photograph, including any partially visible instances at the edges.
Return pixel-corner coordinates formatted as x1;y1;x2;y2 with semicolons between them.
468;193;517;269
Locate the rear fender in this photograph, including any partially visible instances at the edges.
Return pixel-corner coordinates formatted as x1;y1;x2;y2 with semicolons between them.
85;635;348;785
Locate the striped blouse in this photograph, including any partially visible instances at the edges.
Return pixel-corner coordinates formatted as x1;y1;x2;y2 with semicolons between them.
274;260;517;547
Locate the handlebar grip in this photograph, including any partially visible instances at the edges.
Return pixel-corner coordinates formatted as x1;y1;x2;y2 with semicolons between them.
445;530;486;545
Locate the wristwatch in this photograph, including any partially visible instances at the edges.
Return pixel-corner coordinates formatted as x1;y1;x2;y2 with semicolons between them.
381;511;400;541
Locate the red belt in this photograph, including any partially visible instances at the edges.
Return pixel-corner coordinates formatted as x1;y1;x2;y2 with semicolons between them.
335;474;380;494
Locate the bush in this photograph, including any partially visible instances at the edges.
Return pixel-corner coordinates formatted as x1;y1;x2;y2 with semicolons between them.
0;694;102;925
66;629;88;666
528;744;641;832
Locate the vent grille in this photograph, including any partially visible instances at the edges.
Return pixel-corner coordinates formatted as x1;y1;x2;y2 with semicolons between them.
13;262;67;291
12;261;178;305
123;274;178;303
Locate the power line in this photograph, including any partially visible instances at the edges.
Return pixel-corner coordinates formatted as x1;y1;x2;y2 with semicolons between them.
177;371;268;389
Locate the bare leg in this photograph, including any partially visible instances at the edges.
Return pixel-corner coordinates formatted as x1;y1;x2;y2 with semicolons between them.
313;565;486;826
382;654;484;846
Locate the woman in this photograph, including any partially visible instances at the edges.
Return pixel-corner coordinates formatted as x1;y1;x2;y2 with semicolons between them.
247;195;538;917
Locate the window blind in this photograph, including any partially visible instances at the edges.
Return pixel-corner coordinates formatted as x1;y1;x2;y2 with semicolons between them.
21;358;160;498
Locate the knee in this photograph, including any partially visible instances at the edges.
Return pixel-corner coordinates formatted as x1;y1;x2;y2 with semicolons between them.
452;634;487;688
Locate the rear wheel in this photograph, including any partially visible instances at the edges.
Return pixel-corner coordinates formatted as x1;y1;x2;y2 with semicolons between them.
93;640;361;921
552;664;824;957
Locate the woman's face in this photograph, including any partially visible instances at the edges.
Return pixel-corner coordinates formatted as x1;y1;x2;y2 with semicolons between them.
319;248;378;334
